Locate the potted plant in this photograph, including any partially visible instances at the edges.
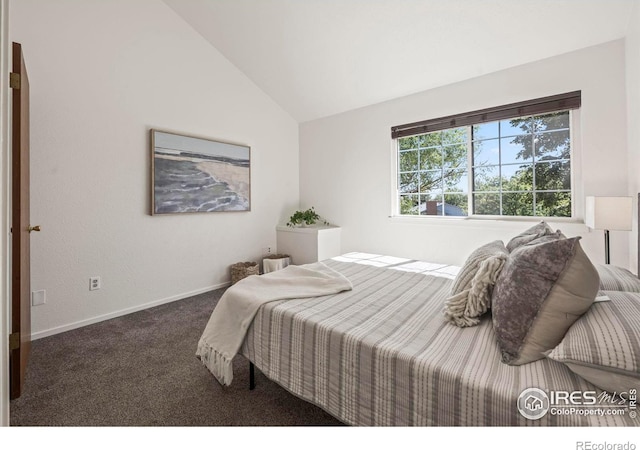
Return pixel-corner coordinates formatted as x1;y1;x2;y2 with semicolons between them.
286;207;330;227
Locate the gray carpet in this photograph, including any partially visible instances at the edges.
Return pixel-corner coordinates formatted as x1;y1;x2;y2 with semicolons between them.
10;288;343;426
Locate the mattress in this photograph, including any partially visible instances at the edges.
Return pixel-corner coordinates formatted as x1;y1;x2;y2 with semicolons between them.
240;253;636;426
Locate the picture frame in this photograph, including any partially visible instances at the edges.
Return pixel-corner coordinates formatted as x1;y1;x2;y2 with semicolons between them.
151;129;251;215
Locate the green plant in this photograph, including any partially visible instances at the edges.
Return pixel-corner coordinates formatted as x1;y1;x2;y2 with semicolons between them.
286;207;330;227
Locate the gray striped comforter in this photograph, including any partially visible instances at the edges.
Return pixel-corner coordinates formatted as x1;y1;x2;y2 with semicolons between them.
240;257;636;426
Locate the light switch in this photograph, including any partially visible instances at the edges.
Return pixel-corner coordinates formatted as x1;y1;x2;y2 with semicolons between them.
31;289;46;306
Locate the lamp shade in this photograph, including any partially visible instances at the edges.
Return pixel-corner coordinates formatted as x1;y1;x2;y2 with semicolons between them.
585;196;633;231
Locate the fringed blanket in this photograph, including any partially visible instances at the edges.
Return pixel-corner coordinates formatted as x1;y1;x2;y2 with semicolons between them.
196;262;353;386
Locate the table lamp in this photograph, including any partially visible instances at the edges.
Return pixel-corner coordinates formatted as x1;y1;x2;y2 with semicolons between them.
585;196;632;264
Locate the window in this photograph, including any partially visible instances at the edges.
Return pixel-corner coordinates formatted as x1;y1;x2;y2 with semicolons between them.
393;92;580;218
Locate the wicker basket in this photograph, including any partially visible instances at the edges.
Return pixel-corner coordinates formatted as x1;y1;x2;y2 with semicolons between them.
264;253;290;260
262;254;291;274
230;261;259;285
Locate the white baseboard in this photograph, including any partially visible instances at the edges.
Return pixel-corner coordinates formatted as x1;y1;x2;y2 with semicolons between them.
31;282;230;341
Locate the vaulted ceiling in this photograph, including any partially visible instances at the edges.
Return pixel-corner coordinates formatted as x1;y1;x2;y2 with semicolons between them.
164;0;637;122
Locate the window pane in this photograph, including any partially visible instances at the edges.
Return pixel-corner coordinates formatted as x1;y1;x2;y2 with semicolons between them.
399;137;419;151
420;170;442;193
420;147;442;170
535;130;570;160
473;139;499;166
501;117;531;137
399;150;418;172
533;111;569;132
535;161;570;191
444;194;468;216
501;136;533;164
501;164;532;191
473;165;500;191
421;193;442;216
473;193;500;215
444;170;468;193
441;127;468;146
535;192;571;217
423;132;443;148
443;144;467;169
399;194;419;215
501;192;533;216
399;172;419;193
473;122;499;140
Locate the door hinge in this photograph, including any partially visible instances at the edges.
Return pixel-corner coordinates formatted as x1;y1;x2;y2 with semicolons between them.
9;332;20;351
9;72;20;89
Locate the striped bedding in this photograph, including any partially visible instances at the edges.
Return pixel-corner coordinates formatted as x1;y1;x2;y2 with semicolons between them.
597;264;640;292
546;290;640;393
240;254;636;426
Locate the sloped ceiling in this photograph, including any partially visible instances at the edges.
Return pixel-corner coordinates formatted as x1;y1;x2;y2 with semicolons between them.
164;0;637;122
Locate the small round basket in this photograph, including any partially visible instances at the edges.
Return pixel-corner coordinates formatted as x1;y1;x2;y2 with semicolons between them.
264;253;290;260
263;254;291;274
230;261;259;285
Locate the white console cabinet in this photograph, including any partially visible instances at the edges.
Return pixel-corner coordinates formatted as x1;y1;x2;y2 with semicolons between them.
276;225;341;265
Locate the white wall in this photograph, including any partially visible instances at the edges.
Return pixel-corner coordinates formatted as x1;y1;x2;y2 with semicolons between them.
626;1;640;275
0;0;9;428
300;40;630;269
10;0;299;337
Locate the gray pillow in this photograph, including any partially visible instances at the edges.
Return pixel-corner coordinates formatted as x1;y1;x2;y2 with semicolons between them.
492;235;599;365
546;291;640;393
505;221;557;252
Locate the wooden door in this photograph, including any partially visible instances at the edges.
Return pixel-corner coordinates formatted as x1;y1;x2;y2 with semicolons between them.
10;41;32;400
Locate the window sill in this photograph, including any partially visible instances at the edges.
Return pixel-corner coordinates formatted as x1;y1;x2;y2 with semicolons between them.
388;214;585;228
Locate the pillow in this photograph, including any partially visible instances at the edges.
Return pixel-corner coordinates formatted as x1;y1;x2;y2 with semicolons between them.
444;241;508;327
505;221;557;252
491;235;599;365
546;291;640;393
596;264;640;292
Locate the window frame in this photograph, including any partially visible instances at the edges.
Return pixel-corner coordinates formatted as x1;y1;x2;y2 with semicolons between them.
390;92;582;221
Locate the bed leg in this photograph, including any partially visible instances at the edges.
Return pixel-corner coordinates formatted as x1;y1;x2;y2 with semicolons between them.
249;362;256;390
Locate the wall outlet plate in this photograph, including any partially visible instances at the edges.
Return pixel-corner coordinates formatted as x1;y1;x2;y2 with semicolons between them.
90;276;101;291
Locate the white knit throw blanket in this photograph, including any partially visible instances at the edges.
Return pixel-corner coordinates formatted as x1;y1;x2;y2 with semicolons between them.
196;262;353;386
443;255;507;327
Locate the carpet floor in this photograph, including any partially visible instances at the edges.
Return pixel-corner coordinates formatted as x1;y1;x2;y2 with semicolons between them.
10;288;344;426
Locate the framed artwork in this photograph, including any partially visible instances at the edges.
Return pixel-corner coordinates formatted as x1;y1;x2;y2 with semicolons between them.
151;129;251;215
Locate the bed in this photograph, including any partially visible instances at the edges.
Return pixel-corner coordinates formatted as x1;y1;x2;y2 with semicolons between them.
198;224;640;427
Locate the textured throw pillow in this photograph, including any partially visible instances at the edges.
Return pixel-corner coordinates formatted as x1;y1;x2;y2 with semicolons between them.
546;291;640;393
492;235;599;365
505;221;557;252
596;264;640;292
444;241;508;327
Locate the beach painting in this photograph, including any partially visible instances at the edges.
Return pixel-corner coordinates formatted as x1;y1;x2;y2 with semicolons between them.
151;130;250;214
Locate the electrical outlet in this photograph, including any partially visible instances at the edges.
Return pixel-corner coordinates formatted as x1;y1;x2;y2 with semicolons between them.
89;276;101;291
31;290;46;306
261;247;273;256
